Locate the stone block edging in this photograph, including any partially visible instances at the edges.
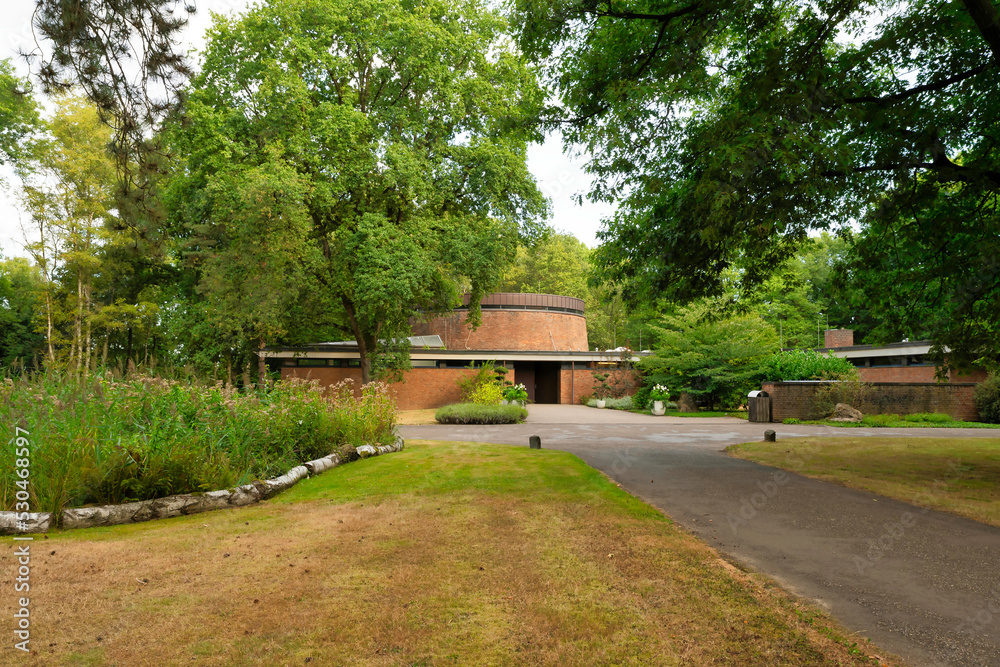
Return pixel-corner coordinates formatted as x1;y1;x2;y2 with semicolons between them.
0;437;404;535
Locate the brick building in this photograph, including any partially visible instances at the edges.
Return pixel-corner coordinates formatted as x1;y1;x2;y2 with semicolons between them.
816;329;988;383
264;293;641;410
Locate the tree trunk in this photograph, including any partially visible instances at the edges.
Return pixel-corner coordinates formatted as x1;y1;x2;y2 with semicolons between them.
73;271;83;375
83;279;92;377
125;326;133;374
960;0;1000;63
258;336;268;389
45;292;55;365
341;296;375;384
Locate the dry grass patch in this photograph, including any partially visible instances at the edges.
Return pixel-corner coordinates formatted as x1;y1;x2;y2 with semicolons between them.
728;437;1000;527
0;440;899;665
396;409;439;425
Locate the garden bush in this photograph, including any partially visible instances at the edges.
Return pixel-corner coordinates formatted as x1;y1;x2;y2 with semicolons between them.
902;412;952;423
0;371;397;516
632;386;651;410
434;403;528;424
761;349;860;382
974;374;1000;424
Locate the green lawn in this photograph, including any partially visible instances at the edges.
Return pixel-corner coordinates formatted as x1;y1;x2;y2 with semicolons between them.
781;415;1000;429
7;440;896;666
728;437;1000;526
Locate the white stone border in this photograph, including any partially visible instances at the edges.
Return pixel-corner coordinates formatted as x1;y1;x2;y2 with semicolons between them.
0;437;404;535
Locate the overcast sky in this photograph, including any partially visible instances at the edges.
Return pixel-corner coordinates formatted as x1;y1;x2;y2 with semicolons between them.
0;0;614;259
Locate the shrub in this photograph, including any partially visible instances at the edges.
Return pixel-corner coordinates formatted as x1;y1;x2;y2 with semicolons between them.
783;418;801;424
434;403;528;424
469;382;503;405
974;374;1000;424
762;349;860;382
861;414;899;427
578;393;593;405
632;386;651;410
605;396;634;410
456;361;499;402
902;412;952;423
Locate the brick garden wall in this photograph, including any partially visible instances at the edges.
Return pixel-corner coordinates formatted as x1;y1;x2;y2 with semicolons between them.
762;381;981;422
858;366;989;383
560;368;642;405
283;364;642;409
282;366;481;410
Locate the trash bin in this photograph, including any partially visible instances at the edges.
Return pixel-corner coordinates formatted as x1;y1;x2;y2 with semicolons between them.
747;390;771;423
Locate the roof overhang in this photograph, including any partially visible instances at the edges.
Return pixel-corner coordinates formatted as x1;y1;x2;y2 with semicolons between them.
262;346;645;363
815;340;936;358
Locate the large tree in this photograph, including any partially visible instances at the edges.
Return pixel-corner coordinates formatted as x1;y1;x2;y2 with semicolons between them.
0;58;40;173
168;0;548;383
513;0;1000;369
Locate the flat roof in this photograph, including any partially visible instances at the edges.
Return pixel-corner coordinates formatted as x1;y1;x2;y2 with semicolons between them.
815;340;935;358
263;346;646;363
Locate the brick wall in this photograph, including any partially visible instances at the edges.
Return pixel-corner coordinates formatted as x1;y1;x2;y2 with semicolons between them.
282;366;481;410
283;364;642;409
410;309;588;351
560;368;642;404
824;329;854;348
859;366;989;383
762;381;981;422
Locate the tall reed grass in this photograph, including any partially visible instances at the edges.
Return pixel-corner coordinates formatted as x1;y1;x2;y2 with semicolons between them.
0;372;396;518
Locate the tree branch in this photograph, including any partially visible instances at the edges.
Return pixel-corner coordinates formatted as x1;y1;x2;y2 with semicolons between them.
959;0;1000;64
586;2;704;22
822;159;1000;187
842;62;992;105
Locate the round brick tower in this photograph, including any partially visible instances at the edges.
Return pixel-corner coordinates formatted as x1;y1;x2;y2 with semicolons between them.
410;293;589;351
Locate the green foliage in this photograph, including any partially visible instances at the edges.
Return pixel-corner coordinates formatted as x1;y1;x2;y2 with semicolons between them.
457;361;502;403
514;0;1000;369
499;230;590;298
860;414;901;428
434;403;528;424
502;383;528;403
0;59;41;173
0;372;397;516
751;233;873;348
902;413;952;424
761;350;860;382
469;382;504;405
586;396;635;410
649;384;670;402
632;385;651;410
640;306;779;409
0;258;44;370
974;375;1000;424
170;0;548;383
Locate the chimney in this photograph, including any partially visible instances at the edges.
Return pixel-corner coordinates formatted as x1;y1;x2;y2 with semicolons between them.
824;329;854;348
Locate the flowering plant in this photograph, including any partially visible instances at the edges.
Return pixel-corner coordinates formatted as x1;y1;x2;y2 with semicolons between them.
649;384;671;402
503;383;528;402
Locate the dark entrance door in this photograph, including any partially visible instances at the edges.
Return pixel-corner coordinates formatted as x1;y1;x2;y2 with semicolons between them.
534;362;561;404
513;362;536;403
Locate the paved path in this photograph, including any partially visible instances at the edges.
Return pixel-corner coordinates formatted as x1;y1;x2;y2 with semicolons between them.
401;406;1000;667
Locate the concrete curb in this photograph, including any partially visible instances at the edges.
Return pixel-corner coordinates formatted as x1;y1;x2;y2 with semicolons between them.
0;436;405;535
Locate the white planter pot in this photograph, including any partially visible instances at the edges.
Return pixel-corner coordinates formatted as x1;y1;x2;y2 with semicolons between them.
652;400;665;416
596;399;606;409
501;399;510;405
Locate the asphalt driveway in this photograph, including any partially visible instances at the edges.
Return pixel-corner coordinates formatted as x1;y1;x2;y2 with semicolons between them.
401;405;1000;667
